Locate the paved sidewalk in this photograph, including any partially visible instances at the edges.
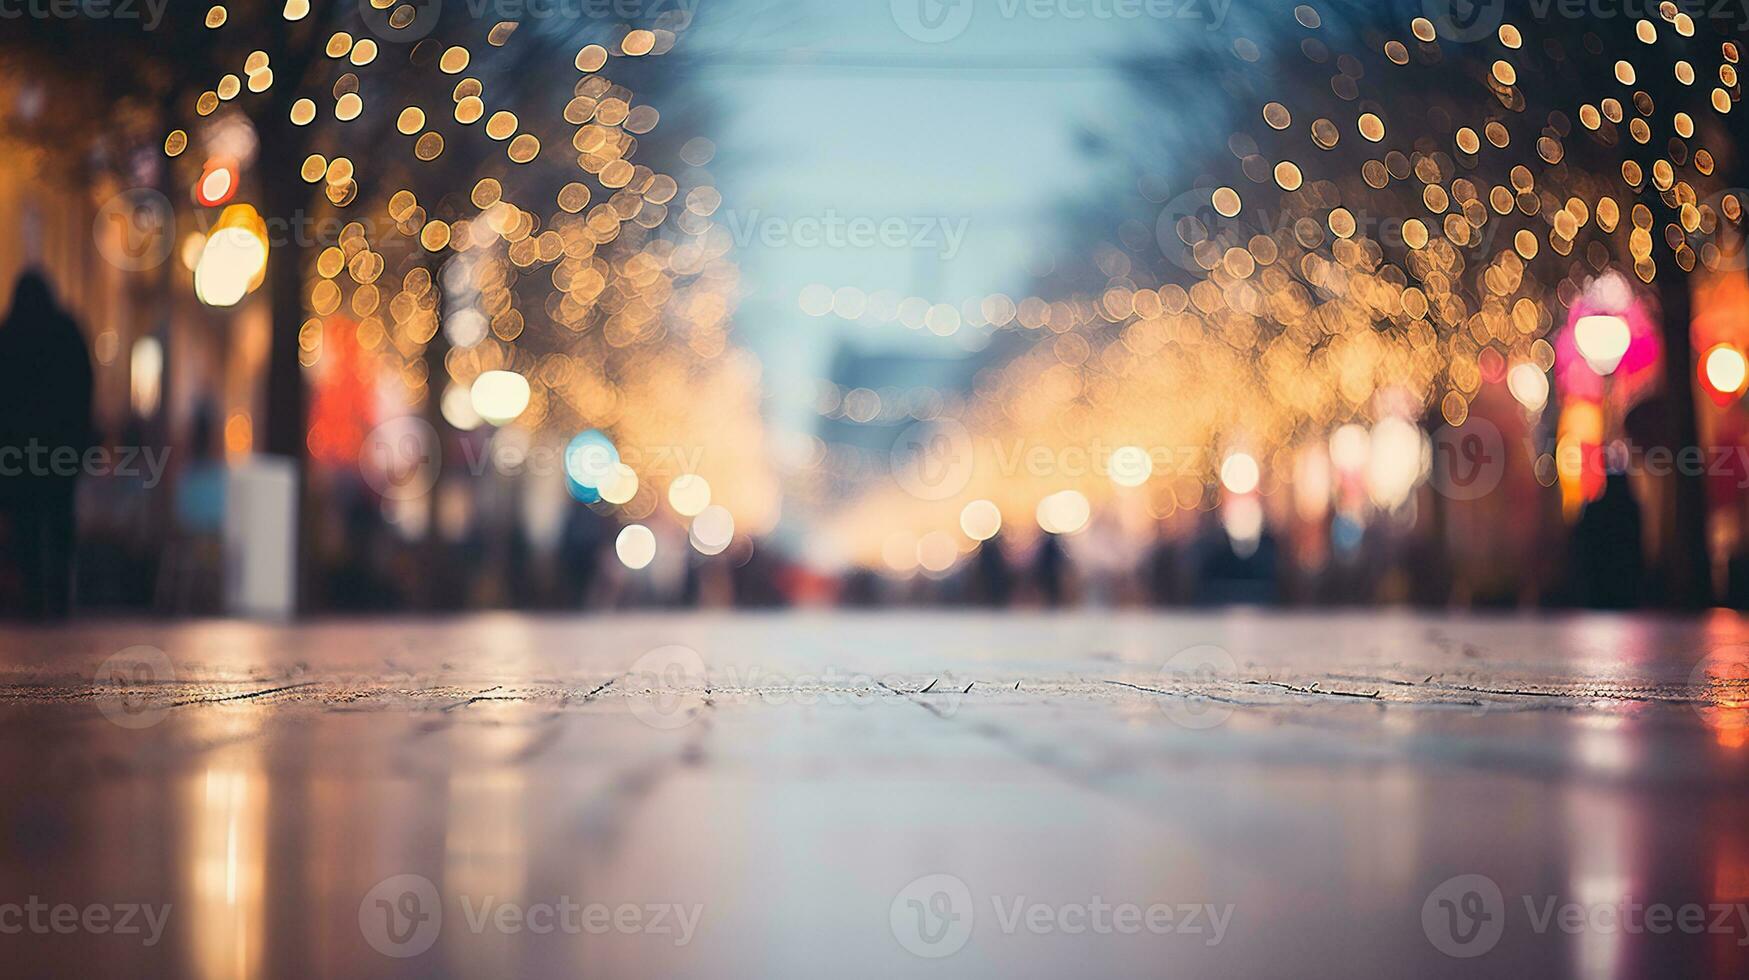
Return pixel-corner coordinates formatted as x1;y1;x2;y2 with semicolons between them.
2;611;1747;977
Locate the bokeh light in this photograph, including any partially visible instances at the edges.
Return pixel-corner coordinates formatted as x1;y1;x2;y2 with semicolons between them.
615;524;656;570
689;504;734;556
1036;491;1091;536
1220;453;1261;496
959;499;1002;542
470;370;530;426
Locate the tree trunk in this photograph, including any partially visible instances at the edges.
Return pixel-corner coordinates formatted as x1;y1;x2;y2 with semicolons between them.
254;127;313;615
1658;272;1711;608
1640;16;1731;610
261;167;307;461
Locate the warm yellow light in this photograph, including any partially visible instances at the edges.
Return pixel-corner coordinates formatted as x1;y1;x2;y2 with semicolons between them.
668;474;711;517
1036;490;1091;535
1705;345;1749;395
917;531;958;573
1508;363;1551;412
193;204;268;307
440;383;482;430
689;505;734;555
599;463;638;505
197;165;234;206
469;370;529;426
1329;424;1369;472
1220;452;1261;495
1366;418;1424;510
180;232;206;272
616;524;656;569
1107;445;1153;487
1574;314;1631;376
960;499;1002;541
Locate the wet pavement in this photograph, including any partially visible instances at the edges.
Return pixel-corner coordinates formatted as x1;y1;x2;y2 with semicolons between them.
2;610;1748;978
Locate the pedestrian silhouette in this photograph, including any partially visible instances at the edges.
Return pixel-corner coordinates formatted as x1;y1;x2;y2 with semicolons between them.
972;531;1012;607
1571;470;1644;610
0;272;95;618
1035;532;1067;607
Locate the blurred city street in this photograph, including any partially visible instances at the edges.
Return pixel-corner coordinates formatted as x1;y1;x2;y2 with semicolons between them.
3;611;1749;977
3;3;1749;976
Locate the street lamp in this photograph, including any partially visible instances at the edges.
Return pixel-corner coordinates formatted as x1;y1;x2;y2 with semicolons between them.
1574;312;1633;452
193;203;269;308
469;369;530;426
1703;344;1748;398
1574;314;1632;377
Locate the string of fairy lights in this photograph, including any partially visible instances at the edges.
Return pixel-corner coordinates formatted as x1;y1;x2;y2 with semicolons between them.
159;1;778;569
822;3;1744;574
142;2;1745;577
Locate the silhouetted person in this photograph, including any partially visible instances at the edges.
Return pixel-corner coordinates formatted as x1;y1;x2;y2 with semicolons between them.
1571;472;1645;610
1727;549;1749;611
560;502;607;606
1147;536;1185;605
1195;523;1282;605
0;272;94;619
1034;533;1067;607
971;532;1012;607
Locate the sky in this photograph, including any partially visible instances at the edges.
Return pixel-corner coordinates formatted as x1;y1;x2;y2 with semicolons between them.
680;0;1233;537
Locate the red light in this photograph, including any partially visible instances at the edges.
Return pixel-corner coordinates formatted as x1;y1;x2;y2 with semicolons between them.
194;159;238;207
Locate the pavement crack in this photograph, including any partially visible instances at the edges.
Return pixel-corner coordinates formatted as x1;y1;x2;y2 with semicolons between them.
169;681;318;707
440;686;508;712
1246;679;1383;700
1103;679;1252;707
570;677;616;702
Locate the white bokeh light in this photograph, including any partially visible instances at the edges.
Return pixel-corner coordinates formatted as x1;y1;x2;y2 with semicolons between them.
1220;452;1261;495
616;524;656;569
470;370;530;426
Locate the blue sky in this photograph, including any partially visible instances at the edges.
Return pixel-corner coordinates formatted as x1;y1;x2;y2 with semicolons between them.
688;0;1214;422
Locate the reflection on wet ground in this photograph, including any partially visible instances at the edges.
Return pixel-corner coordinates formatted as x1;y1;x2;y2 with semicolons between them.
2;611;1748;978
